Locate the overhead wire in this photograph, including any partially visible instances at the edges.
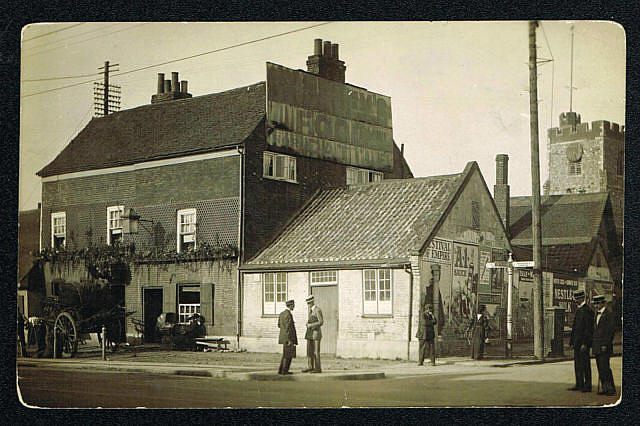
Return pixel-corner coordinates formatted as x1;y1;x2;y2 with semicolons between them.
21;22;331;99
22;71;105;82
22;23;145;59
539;22;555;129
22;23;85;42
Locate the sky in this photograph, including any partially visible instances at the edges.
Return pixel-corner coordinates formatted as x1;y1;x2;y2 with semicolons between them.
19;21;625;211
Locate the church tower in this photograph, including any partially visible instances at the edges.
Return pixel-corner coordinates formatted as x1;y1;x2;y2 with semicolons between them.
546;111;624;239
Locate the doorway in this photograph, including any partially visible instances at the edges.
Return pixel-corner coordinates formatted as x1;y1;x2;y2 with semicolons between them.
311;285;338;355
143;288;163;343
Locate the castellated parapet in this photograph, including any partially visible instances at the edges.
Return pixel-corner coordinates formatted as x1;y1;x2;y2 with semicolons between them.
548;112;625;143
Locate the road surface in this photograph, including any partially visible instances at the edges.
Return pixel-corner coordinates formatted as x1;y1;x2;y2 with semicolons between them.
17;358;621;408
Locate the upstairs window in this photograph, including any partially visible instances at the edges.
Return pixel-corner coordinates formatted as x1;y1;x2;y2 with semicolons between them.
263;152;297;183
263;272;287;315
568;160;582;176
107;205;124;245
51;212;66;249
363;269;392;315
177;208;196;252
346;166;383;185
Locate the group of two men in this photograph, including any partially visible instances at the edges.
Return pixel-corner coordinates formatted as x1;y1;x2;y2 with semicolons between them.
277;295;323;375
569;290;617;396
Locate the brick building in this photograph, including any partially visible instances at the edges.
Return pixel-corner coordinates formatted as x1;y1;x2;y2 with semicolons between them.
35;39;411;346
241;162;511;359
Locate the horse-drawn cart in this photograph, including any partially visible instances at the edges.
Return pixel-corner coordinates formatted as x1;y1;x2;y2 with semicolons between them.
42;281;133;358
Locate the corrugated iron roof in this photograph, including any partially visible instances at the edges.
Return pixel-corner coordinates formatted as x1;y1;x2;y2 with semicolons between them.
38;82;266;177
244;171;465;268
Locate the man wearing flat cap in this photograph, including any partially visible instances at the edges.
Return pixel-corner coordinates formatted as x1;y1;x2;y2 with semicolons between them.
416;303;437;366
302;295;323;373
277;299;298;375
568;289;594;392
592;294;616;395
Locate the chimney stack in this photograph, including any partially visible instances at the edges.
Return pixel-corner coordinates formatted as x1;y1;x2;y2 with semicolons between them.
151;71;192;104
306;38;346;83
171;72;179;92
494;154;510;235
157;73;165;94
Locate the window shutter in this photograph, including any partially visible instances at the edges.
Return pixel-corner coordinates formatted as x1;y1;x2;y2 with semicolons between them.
200;283;215;326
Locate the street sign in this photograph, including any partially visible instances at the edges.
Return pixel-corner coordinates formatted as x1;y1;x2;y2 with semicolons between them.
512;261;535;268
486;261;509;269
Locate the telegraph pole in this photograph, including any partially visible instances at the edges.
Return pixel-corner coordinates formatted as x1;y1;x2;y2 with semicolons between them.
528;20;545;360
94;61;121;117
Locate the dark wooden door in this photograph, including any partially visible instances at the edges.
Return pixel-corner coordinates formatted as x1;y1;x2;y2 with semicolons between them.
311;285;338;355
144;288;163;343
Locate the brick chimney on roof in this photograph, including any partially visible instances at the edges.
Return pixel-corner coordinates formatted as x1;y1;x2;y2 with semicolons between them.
306;38;346;83
494;154;510;236
151;71;192;104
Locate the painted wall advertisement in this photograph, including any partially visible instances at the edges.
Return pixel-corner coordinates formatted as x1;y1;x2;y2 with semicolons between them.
444;242;478;336
553;276;579;324
424;238;451;335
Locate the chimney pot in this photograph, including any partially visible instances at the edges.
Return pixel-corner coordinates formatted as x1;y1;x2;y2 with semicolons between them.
314;38;323;55
157;73;165;94
331;43;339;60
171;72;179;92
323;41;332;57
164;79;172;93
180;80;188;93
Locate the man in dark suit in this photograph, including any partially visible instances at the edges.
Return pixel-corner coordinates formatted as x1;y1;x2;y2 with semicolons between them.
592;295;617;396
416;303;437;366
568;289;595;392
302;295;324;373
277;299;298;375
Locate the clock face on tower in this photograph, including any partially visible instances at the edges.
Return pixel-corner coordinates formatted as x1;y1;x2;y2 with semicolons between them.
566;142;583;162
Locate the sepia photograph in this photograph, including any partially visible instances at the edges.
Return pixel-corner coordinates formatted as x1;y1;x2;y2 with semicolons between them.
17;20;624;408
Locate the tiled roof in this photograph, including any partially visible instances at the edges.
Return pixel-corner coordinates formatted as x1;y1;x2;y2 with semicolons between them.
244;171;465;268
512;243;595;274
509;192;612;275
38;82;266;177
509;192;609;245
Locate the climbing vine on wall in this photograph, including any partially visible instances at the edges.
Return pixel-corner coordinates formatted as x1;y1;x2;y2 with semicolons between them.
36;241;239;284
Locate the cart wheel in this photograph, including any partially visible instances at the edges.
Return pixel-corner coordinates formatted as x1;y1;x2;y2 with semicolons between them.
55;312;78;358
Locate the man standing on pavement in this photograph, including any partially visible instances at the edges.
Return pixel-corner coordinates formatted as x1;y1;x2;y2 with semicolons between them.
592;295;617;395
416;303;437;366
302;295;323;373
277;299;297;375
568;289;594;392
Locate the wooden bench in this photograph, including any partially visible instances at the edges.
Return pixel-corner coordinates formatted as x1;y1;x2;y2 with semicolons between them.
195;338;230;352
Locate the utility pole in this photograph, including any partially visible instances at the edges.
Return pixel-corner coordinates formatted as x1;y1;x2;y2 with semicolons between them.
528;20;545;360
94;61;121;117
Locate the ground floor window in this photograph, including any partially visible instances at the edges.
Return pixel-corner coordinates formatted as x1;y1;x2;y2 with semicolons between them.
178;284;200;323
363;269;392;315
263;272;287;315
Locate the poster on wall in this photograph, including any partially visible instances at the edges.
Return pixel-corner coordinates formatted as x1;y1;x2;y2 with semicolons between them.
478;247;492;294
448;242;478;336
424;238;452;336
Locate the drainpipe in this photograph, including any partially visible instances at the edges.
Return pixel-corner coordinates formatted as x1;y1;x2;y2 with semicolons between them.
404;263;413;361
236;145;245;350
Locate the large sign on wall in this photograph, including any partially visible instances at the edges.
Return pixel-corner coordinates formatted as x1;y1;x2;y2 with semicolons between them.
266;62;394;171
